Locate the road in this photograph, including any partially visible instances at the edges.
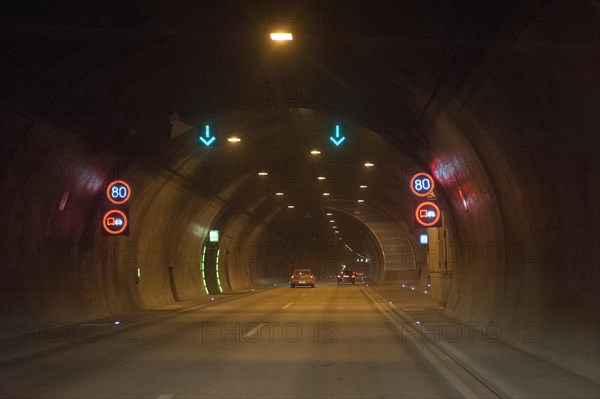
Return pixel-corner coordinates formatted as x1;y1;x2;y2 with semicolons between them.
0;283;510;398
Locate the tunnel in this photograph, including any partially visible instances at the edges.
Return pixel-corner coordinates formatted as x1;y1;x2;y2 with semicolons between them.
1;1;599;398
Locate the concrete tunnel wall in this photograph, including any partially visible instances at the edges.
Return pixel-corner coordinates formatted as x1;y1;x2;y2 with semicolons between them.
0;1;598;383
415;11;599;380
327;201;423;285
0;109;317;322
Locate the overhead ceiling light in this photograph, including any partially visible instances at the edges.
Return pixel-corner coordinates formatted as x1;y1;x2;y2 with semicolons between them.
329;220;335;223
364;162;374;167
288;205;295;209
326;212;333;216
317;176;326;180
310;150;321;155
332;226;337;228
360;185;367;188
258;172;268;176
228;137;241;142
271;32;293;41
275;192;284;196
334;231;339;233
322;193;330;196
357;199;365;203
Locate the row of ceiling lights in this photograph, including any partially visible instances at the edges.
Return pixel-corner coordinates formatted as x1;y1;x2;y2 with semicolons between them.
237;33;369;260
248;30;367;207
228;112;373;212
255;149;374;207
325;212;368;260
273;32;372;261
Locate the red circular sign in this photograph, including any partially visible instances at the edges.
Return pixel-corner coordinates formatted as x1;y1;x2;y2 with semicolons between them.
106;180;131;205
410;173;435;197
102;209;128;235
415;201;441;227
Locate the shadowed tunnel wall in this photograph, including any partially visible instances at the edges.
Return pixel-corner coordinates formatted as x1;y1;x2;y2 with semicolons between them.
0;1;598;383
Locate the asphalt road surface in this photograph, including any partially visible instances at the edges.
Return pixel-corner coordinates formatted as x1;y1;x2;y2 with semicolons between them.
0;283;515;398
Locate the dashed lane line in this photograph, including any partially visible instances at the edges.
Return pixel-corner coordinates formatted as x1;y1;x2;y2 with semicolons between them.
243;323;265;338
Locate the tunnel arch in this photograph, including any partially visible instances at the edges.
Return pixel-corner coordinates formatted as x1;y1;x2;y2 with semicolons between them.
111;103;435;295
1;2;598;383
325;201;420;285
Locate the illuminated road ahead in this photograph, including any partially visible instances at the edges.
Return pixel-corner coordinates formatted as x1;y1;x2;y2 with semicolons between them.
2;283;597;399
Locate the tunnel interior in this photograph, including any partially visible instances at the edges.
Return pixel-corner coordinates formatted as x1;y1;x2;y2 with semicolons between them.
0;0;598;385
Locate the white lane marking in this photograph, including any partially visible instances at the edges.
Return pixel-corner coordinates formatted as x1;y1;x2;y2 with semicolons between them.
157;394;174;399
283;302;293;309
300;294;307;297
243;323;265;338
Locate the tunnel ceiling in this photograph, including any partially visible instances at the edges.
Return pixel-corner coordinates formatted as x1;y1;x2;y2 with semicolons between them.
1;1;595;243
165;107;421;226
1;1;548;146
1;0;594;269
0;1;550;241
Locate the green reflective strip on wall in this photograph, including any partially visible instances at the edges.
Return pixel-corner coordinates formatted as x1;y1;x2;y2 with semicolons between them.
201;245;209;294
216;248;223;293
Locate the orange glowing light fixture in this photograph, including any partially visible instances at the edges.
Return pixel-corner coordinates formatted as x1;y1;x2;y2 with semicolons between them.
271;33;293;41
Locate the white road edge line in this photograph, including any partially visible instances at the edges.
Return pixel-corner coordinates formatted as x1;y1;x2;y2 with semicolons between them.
361;288;483;399
243;323;265;338
283;302;293;309
385;301;522;398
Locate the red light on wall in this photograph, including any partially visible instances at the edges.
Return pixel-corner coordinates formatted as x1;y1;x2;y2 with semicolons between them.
102;208;129;235
58;191;70;211
410;173;435;197
106;180;131;205
415;202;441;227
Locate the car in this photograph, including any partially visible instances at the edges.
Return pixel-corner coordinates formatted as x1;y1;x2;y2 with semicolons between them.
290;269;315;288
337;270;356;284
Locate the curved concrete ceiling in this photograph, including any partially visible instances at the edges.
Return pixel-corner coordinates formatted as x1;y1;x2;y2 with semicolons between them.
326;201;419;283
0;0;598;383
